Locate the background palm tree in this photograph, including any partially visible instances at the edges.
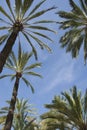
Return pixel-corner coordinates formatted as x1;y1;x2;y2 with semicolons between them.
0;43;42;130
57;0;87;64
0;0;56;73
41;86;87;130
13;98;38;130
0;98;39;130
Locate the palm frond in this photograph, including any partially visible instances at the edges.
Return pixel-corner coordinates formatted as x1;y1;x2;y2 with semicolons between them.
79;0;87;14
22;77;34;93
24;63;42;71
22;32;38;60
18;41;22;65
33;20;56;24
0;74;13;79
6;0;15;21
83;89;87;114
10;51;17;67
0;6;13;23
0;34;9;45
25;7;56;22
24;71;42;78
0;26;11;30
29;0;46;16
30;31;53;42
15;0;22;19
0;18;11;25
25;31;52;51
21;0;34;18
26;25;56;33
69;0;86;17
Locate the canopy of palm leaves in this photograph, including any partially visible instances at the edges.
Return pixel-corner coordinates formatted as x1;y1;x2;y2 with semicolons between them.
57;0;87;64
0;0;56;59
0;98;39;130
0;42;42;93
41;86;87;130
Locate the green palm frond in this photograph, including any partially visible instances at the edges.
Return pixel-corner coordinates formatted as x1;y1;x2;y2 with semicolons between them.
22;77;34;93
0;74;14;79
0;35;9;45
41;86;87;130
24;63;42;71
58;0;87;63
6;0;15;20
83;89;87;114
24;71;42;78
24;7;56;22
21;0;34;18
28;0;46;16
0;6;13;23
22;31;38;60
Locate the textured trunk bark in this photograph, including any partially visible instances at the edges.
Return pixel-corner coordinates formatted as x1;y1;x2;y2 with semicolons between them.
0;31;19;73
4;76;20;130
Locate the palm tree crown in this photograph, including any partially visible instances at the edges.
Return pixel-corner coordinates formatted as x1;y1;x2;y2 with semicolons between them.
41;86;87;130
57;0;87;64
0;42;42;92
0;0;56;59
0;98;38;130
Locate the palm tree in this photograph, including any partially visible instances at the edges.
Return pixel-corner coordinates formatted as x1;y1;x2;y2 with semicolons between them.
57;0;87;64
0;0;56;73
13;98;38;130
41;86;87;130
0;98;39;130
0;43;42;130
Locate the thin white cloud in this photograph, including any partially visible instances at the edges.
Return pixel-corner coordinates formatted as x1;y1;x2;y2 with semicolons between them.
44;63;74;92
39;53;76;94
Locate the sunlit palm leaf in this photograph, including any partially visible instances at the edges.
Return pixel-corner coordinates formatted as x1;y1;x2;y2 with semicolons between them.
21;0;34;18
15;0;22;19
24;63;41;71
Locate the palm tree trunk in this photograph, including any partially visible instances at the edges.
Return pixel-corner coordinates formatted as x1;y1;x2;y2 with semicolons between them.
0;31;19;73
4;76;20;130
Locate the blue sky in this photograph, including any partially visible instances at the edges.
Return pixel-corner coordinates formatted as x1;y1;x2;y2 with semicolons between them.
0;0;87;117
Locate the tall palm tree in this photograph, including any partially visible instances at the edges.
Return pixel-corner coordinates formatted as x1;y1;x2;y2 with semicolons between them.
0;43;42;130
0;98;39;130
57;0;87;64
0;0;56;73
41;86;87;130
